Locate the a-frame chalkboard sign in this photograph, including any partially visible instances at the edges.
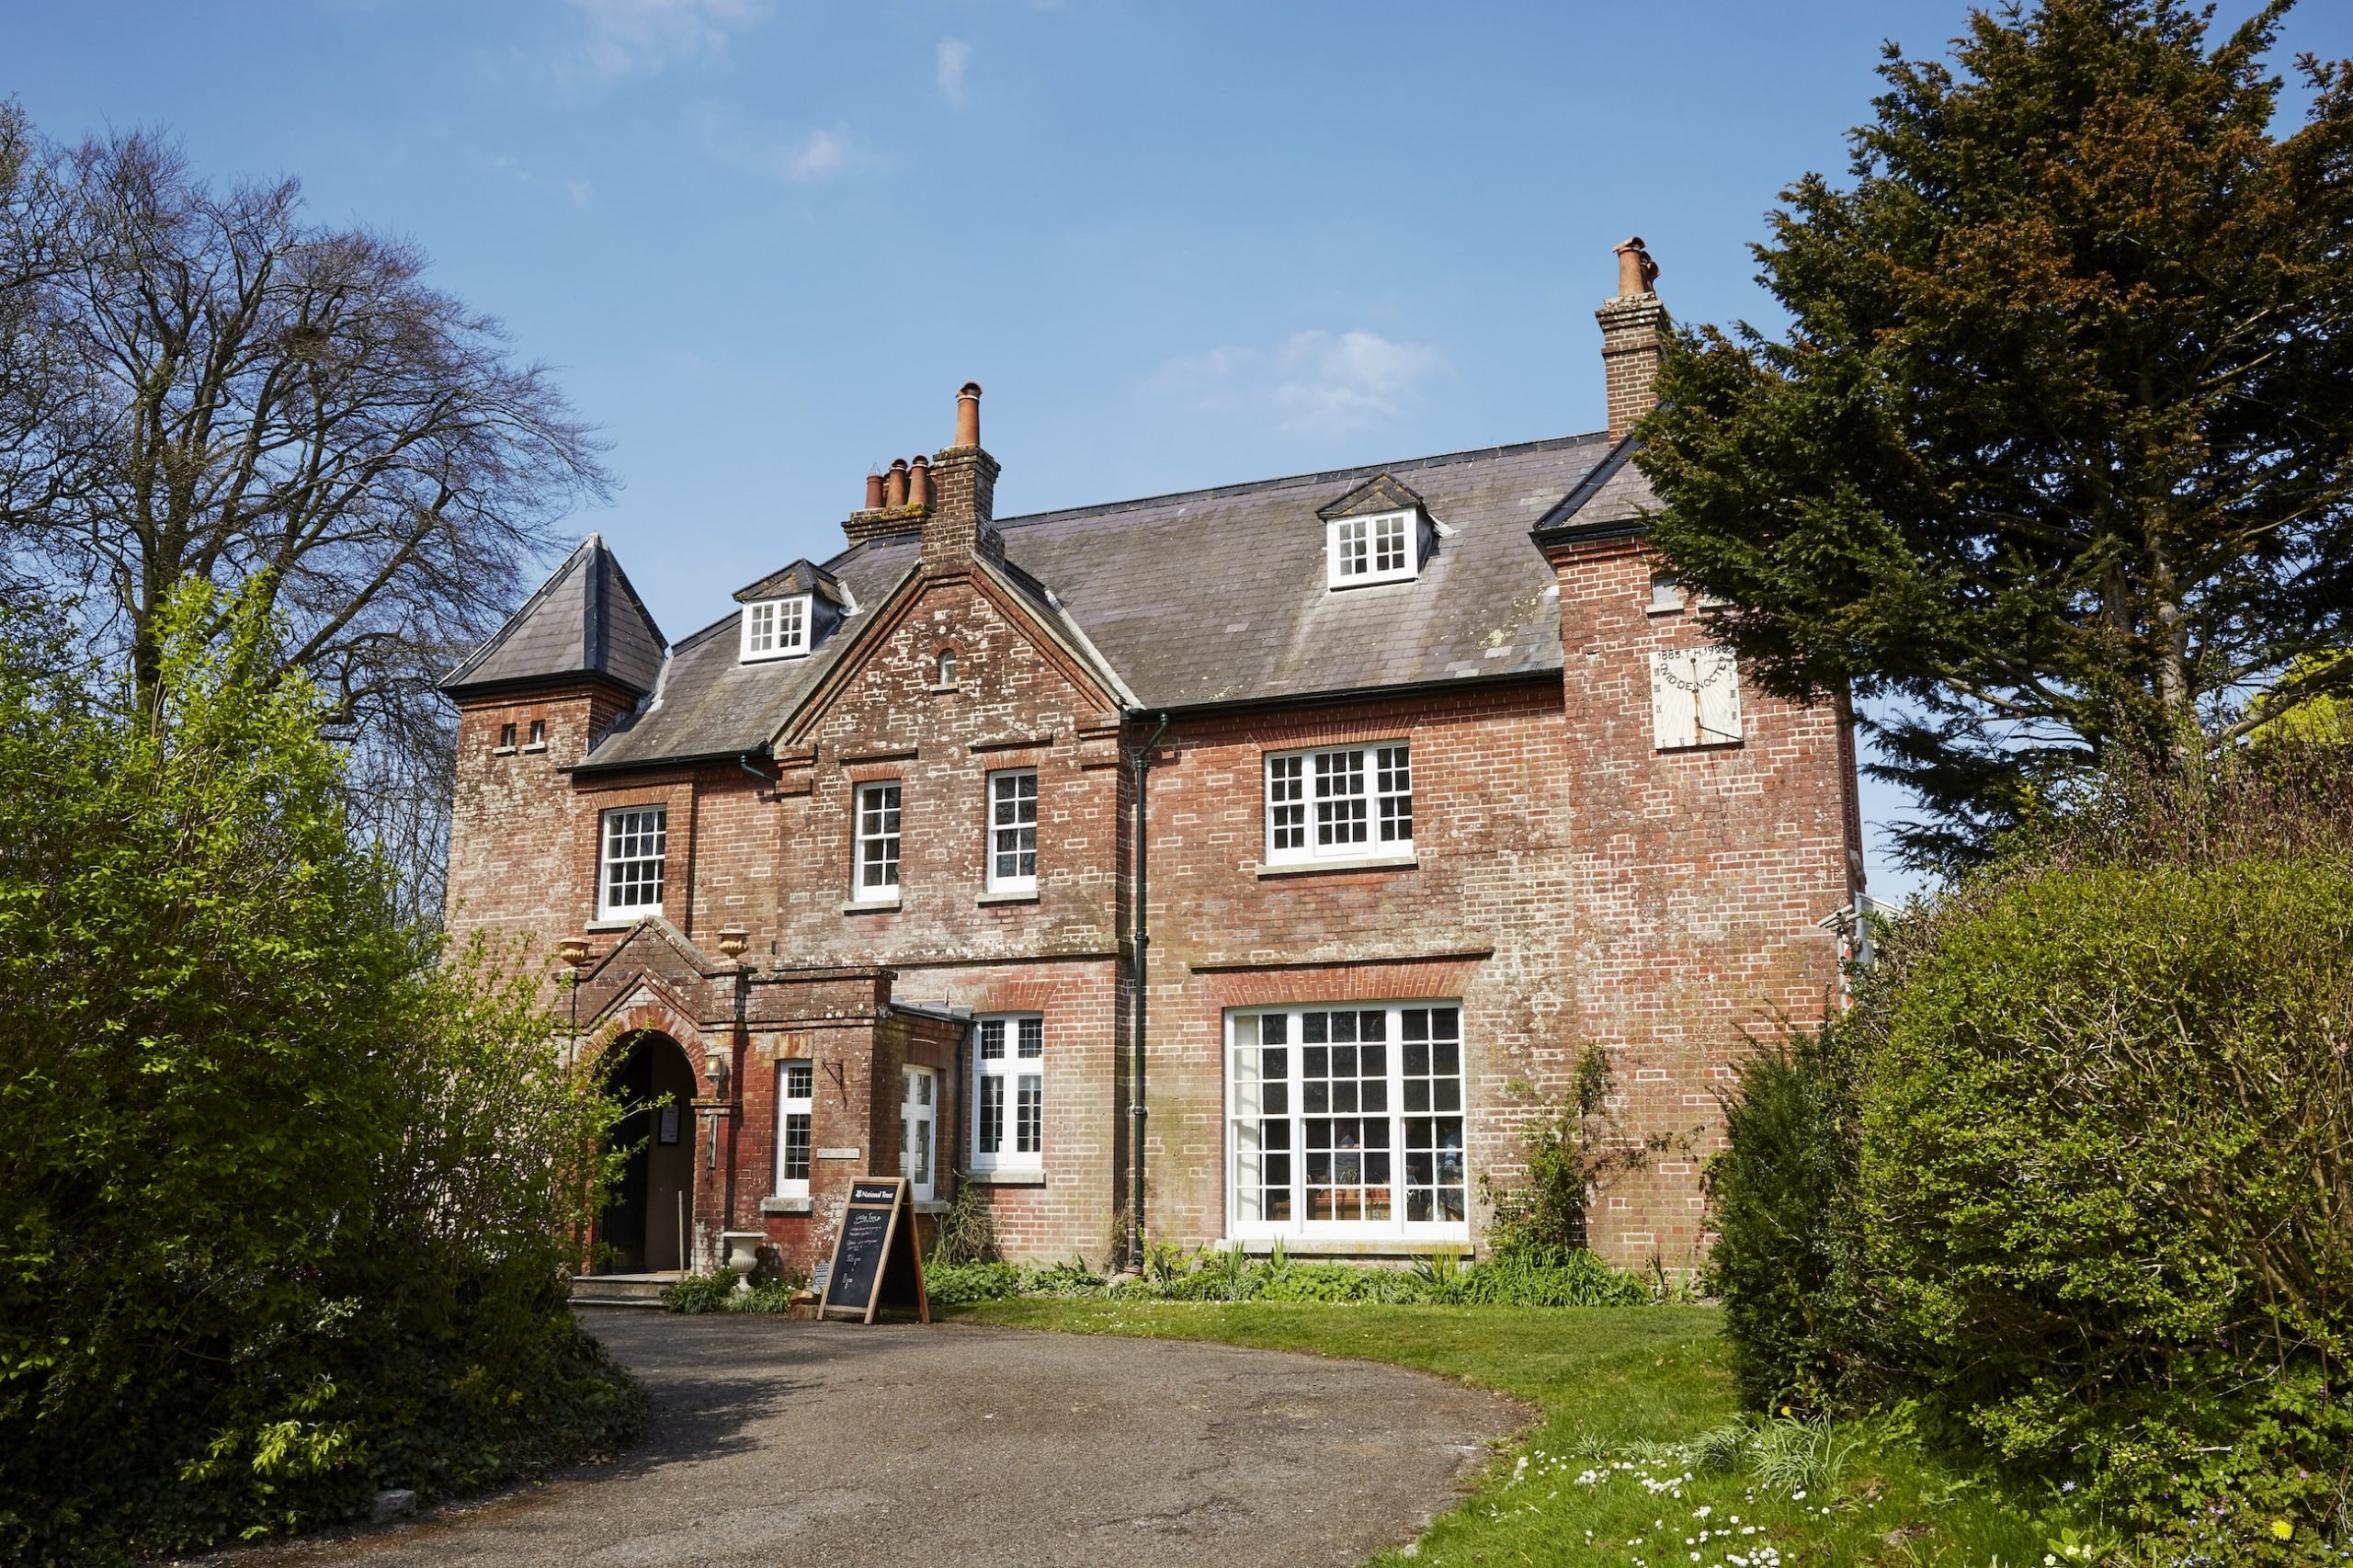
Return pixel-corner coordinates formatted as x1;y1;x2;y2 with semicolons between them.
817;1176;930;1324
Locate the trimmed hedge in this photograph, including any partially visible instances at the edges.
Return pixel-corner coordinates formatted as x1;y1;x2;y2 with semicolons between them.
1711;753;2353;1558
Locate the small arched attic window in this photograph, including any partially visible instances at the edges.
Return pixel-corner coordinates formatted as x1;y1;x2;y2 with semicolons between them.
934;648;959;689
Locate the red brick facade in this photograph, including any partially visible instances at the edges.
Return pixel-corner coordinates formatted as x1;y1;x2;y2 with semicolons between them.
443;278;1861;1278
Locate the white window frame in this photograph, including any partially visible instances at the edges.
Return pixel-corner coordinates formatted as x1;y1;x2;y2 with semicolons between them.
986;768;1038;893
853;781;901;901
1264;743;1413;864
972;1014;1044;1175
597;804;666;920
901;1065;938;1202
740;594;812;662
1225;1001;1468;1243
775;1059;813;1199
1326;509;1416;588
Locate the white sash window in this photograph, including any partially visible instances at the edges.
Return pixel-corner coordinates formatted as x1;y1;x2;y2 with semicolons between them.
1228;1003;1466;1241
973;1014;1043;1174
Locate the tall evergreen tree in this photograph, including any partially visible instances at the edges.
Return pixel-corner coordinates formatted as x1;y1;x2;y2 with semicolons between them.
1638;0;2353;870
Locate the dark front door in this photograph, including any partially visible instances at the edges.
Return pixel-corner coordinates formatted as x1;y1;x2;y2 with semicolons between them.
596;1034;698;1273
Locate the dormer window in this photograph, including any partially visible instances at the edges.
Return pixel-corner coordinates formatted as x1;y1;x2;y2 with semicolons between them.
1327;509;1417;588
741;595;811;662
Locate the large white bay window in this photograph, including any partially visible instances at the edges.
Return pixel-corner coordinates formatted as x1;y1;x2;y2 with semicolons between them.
1227;1002;1466;1241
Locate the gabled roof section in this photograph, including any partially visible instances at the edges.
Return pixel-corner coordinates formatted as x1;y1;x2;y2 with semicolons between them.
733;558;848;608
571;431;1612;771
1315;472;1427;521
441;535;666;699
1530;433;1655;543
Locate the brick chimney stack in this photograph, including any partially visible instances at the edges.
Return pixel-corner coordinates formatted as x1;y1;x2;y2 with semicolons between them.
923;381;1003;574
1597;236;1665;444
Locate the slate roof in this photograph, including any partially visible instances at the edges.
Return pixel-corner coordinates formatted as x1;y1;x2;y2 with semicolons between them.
441;535;666;699
1532;434;1654;539
515;429;1648;772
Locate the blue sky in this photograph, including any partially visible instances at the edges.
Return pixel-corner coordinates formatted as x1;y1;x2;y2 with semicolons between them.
12;0;2348;903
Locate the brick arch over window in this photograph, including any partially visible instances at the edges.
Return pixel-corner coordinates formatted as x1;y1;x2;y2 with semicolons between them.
1195;953;1488;1011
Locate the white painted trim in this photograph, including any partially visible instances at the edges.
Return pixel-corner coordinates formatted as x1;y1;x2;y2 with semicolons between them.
739;594;813;663
1262;742;1415;866
1325;509;1418;589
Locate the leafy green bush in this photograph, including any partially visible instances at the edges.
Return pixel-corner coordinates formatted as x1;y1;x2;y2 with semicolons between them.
1703;1017;1873;1410
660;1269;743;1314
1862;854;2353;1544
924;1261;1023;1306
1450;1247;1650;1307
0;590;641;1562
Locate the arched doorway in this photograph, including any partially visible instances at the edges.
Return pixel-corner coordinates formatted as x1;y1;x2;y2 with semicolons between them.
595;1032;699;1274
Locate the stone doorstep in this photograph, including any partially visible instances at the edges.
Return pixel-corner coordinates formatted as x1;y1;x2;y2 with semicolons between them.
569;1272;681;1309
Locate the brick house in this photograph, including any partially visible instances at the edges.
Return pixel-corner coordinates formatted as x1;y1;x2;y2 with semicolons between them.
440;244;1864;1279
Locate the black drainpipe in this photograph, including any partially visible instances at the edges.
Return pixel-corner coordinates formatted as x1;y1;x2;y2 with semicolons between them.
1127;711;1170;1272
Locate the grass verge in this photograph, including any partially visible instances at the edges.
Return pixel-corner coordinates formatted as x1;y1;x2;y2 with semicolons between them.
949;1300;2064;1567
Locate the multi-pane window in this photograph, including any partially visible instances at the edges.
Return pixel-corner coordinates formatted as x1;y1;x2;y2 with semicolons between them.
1227;1003;1466;1238
740;595;811;661
1327;510;1415;587
973;1014;1043;1172
1264;744;1413;863
988;769;1038;892
597;805;666;919
854;782;901;899
527;719;546;747
497;722;517;749
901;1067;937;1202
775;1060;813;1198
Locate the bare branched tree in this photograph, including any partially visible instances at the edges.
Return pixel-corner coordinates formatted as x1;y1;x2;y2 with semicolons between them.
0;105;610;919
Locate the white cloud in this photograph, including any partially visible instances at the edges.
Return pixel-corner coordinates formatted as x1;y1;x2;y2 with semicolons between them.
781;128;848;182
689;108;868;184
487;153;595;207
564;0;764;80
1148;329;1447;437
937;38;971;106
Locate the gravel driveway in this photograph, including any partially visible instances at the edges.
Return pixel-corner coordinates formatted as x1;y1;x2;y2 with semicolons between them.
248;1309;1523;1567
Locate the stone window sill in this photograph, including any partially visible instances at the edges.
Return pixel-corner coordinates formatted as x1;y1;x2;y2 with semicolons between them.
1227;1236;1469;1257
927;683;960;695
760;1195;813;1216
977;889;1039;905
840;898;901;915
585;916;649;932
492;745;517;756
1255;852;1417;879
963;1169;1046;1187
1645;602;1684;617
521;743;548;753
914;1199;949;1215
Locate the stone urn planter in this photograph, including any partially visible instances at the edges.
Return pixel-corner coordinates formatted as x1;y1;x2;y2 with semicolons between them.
720;1230;767;1289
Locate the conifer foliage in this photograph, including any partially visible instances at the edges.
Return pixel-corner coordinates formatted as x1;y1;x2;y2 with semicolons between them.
1640;0;2353;870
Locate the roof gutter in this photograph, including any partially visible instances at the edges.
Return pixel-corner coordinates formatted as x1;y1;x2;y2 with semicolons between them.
1140;666;1560;723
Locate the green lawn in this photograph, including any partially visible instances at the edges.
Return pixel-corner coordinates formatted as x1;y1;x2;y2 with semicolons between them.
948;1300;2063;1567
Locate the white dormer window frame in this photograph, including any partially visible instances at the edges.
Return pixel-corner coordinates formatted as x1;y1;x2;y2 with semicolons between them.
740;594;812;662
1326;509;1418;589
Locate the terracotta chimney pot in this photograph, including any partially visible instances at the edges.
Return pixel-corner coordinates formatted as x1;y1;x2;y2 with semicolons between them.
955;381;983;449
864;469;885;510
1612;236;1661;299
908;453;932;508
884;458;909;509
